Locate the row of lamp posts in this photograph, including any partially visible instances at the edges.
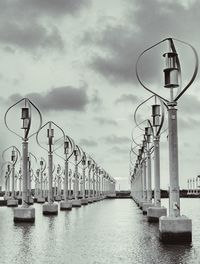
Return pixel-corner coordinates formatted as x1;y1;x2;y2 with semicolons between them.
2;97;116;222
130;37;198;243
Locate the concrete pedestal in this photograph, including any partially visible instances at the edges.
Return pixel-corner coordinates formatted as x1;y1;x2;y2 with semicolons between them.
4;195;10;201
92;197;97;202
159;216;192;243
27;197;34;205
14;207;35;222
55;196;61;201
43;203;58;215
60;200;72;210
7;199;18;207
37;197;46;203
142;202;154;215
72;200;82;207
81;198;88;205
87;197;93;203
147;206;167;222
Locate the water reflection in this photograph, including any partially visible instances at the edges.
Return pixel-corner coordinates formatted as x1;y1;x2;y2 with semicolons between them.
0;199;199;263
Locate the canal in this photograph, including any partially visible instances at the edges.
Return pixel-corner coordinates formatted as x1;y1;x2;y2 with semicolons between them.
0;198;200;264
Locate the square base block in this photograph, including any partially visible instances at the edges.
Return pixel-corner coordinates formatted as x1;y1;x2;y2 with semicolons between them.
147;206;167;222
87;198;93;203
55;196;61;201
92;197;98;202
159;216;192;244
27;198;34;205
60;201;72;210
81;198;88;205
14;207;35;222
142;202;154;214
7;199;18;207
37;197;46;203
72;200;82;207
43;203;58;215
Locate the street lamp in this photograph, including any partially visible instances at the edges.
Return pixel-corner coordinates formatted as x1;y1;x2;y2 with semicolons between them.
36;121;65;215
2;146;21;207
136;37;198;243
4;98;42;222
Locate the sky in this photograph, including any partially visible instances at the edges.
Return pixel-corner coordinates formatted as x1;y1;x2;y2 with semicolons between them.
0;0;200;190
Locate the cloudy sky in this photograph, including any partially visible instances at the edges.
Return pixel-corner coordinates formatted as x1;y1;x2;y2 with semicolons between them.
0;0;200;190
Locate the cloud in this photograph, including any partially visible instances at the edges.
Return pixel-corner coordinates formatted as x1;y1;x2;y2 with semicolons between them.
94;117;118;126
0;22;64;52
101;134;130;144
79;138;98;147
108;146;128;154
0;0;90;52
115;94;139;104
82;0;200;84
178;117;200;130
7;86;90;112
179;94;200;115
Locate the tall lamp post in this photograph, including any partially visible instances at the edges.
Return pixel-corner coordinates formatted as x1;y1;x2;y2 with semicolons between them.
36;121;65;215
60;136;74;210
136;37;198;243
4;98;42;222
2;146;21;207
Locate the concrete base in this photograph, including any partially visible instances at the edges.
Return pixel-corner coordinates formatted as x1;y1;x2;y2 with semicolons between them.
4;195;10;201
142;202;154;214
71;200;82;207
55;195;61;201
37;197;46;203
7;199;18;207
27;197;34;205
43;203;58;215
159;216;192;244
92;197;97;202
81;198;88;205
147;206;167;222
87;197;93;203
14;207;35;222
60;201;72;210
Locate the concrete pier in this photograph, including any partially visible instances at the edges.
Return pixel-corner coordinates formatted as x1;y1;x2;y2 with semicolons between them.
60;200;72;210
72;199;82;207
43;203;58;215
159;216;192;243
81;198;88;205
7;198;18;207
147;206;167;222
142;202;154;214
14;207;35;222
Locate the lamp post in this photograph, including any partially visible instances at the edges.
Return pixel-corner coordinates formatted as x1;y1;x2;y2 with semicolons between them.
136;37;198;243
37;158;46;203
81;152;89;205
71;145;82;207
36;121;65;215
54;164;62;201
60;136;74;210
4;98;42;222
2;146;21;207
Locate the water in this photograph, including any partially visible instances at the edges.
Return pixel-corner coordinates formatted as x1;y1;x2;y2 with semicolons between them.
0;199;200;264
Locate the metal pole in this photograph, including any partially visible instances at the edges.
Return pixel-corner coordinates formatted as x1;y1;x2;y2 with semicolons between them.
64;156;69;201
11;164;15;198
147;149;152;202
154;136;161;207
48;152;53;204
83;168;85;199
168;103;180;217
22;140;28;207
74;157;78;200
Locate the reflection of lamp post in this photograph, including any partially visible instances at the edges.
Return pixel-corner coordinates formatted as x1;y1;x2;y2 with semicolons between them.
136;37;198;243
4;98;42;222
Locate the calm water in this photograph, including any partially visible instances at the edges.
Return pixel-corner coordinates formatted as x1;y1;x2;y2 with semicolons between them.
0;198;200;264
